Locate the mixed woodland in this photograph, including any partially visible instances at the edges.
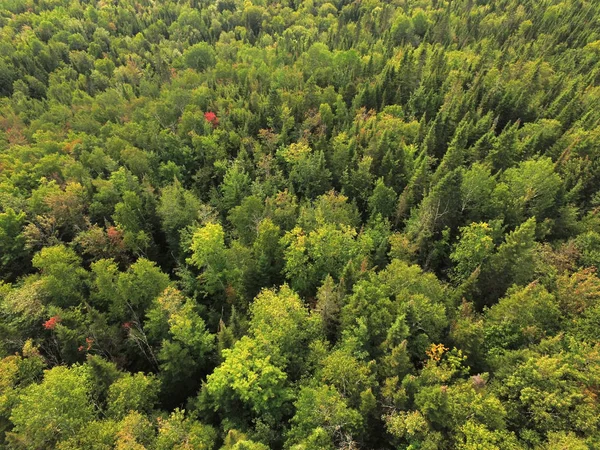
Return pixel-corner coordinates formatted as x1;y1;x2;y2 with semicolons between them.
1;0;600;448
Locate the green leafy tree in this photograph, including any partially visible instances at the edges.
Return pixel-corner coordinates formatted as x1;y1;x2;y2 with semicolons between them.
479;217;539;305
183;42;216;72
220;163;252;211
155;409;217;450
145;287;214;406
107;372;160;420
248;285;316;375
286;384;362;449
32;245;87;307
281;223;372;296
496;158;562;225
189;222;239;297
450;222;495;283
0;208;27;280
157;180;201;255
368;178;397;220
8;365;95;448
280;143;332;200
485;283;561;352
203;336;293;429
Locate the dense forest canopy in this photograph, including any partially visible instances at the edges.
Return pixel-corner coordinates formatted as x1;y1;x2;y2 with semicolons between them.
1;0;600;448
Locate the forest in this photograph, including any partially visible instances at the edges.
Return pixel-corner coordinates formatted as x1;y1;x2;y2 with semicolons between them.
1;0;600;448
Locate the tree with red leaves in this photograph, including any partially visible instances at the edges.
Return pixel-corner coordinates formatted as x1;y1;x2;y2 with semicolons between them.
204;111;219;127
107;226;123;243
43;316;61;330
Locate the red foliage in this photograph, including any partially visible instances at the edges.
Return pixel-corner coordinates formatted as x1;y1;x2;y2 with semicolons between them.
107;226;121;240
204;111;219;127
43;316;61;330
107;226;125;250
78;338;94;353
